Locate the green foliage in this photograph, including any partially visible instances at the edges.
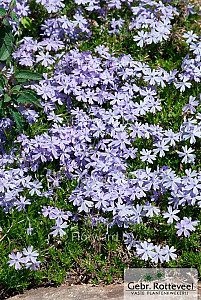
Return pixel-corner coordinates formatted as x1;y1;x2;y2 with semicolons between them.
0;7;42;132
10;0;17;10
0;27;13;61
0;0;201;298
16;89;42;107
14;70;43;81
11;108;25;133
0;8;7;17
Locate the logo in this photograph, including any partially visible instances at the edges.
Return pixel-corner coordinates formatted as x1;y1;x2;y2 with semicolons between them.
124;268;198;300
143;271;165;282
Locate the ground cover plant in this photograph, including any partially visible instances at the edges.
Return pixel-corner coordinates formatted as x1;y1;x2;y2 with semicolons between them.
0;0;201;298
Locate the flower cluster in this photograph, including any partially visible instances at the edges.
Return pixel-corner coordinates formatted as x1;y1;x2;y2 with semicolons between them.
130;1;178;46
136;241;177;263
8;246;40;270
12;41;200;256
0;0;30;31
0;161;44;212
42;206;72;237
0;0;200;272
35;0;65;13
175;217;199;237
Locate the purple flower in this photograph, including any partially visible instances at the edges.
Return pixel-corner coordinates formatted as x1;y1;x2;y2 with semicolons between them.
42;206;55;218
177;146;196;164
123;232;137;250
14;196;31;211
183;31;198;43
8;252;25;270
175;219;191;237
50;218;68;237
151;245;165;264
136;241;155;261
29;181;43;196
176;217;199;237
161;245;177;262
183;96;199;114
133;31;148;47
174;76;192;92
36;51;55;67
163;206;180;224
140;149;156;164
153;140;169;157
23;246;39;264
27;223;33;235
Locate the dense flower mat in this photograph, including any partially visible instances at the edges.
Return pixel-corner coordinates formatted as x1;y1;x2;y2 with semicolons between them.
0;0;201;296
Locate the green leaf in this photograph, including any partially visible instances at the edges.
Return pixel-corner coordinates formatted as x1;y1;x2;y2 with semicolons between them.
12;108;24;133
2;19;9;26
0;8;7;17
0;77;4;91
4;94;11;102
0;101;2;116
10;0;16;10
16;89;42;107
11;85;21;93
14;70;42;81
4;32;14;51
21;17;32;29
0;26;13;62
15;78;27;83
10;11;18;22
0;44;10;61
